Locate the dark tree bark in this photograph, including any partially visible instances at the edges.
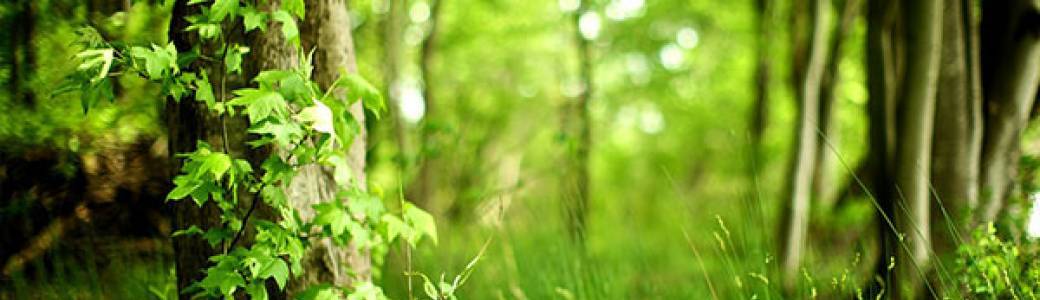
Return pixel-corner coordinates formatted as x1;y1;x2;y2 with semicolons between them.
978;0;1040;224
166;1;254;297
865;0;901;297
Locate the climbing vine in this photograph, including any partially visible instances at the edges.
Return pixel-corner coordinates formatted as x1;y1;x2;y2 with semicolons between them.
62;0;436;299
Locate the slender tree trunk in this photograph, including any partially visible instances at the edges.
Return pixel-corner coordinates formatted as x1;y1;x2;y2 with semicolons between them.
865;0;905;297
930;0;981;255
562;2;593;244
891;0;943;298
291;0;371;292
780;0;830;290
813;0;860;210
9;0;35;106
408;0;445;209
978;0;1040;223
381;0;408;173
749;0;772;164
745;0;773;251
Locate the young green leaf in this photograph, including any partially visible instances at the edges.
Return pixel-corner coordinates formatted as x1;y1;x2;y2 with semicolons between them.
272;11;300;46
229;88;289;124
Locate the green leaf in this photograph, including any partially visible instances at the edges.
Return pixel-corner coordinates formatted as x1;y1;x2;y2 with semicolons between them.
381;215;407;242
241;7;268;32
272;10;299;45
261;185;289;208
225;45;250;75
281;0;306;18
74;48;115;82
246;281;269;300
171;225;205;237
404;203;438;245
248;120;304;148
194;72;218;111
295;285;339;300
210;0;239;22
131;43;178;80
199;263;245;298
167;177;199;201
256;257;289;289
199;152;233;180
329;73;385;118
202;227;235;247
229;88;289;124
313;202;350;237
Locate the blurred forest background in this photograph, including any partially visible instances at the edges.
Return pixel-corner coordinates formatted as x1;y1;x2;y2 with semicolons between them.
0;0;1038;299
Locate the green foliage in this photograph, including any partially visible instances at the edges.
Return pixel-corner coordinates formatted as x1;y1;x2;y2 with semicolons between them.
60;0;432;299
956;223;1040;298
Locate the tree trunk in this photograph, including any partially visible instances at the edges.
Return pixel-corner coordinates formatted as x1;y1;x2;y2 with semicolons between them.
749;0;772;165
381;0;409;174
168;0;370;297
891;0;943;297
562;2;593;244
9;0;35;106
813;0;860;210
930;0;981;254
865;0;901;296
780;0;830;290
290;0;371;292
166;1;256;297
978;0;1040;223
407;0;445;209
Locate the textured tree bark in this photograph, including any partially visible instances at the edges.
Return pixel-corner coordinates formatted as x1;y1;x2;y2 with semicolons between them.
930;0;981;255
167;1;256;298
407;0;445;210
978;0;1040;223
290;0;371;293
891;0;943;298
168;0;371;297
779;0;830;291
562;2;593;244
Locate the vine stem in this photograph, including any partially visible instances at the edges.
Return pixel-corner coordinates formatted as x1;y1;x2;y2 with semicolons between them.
227;138;307;251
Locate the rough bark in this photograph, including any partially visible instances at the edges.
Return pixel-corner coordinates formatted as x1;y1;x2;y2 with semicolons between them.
562;2;593;244
779;0;830;290
166;1;256;297
891;0;943;297
930;0;981;254
407;0;445;209
978;0;1040;223
291;0;370;292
